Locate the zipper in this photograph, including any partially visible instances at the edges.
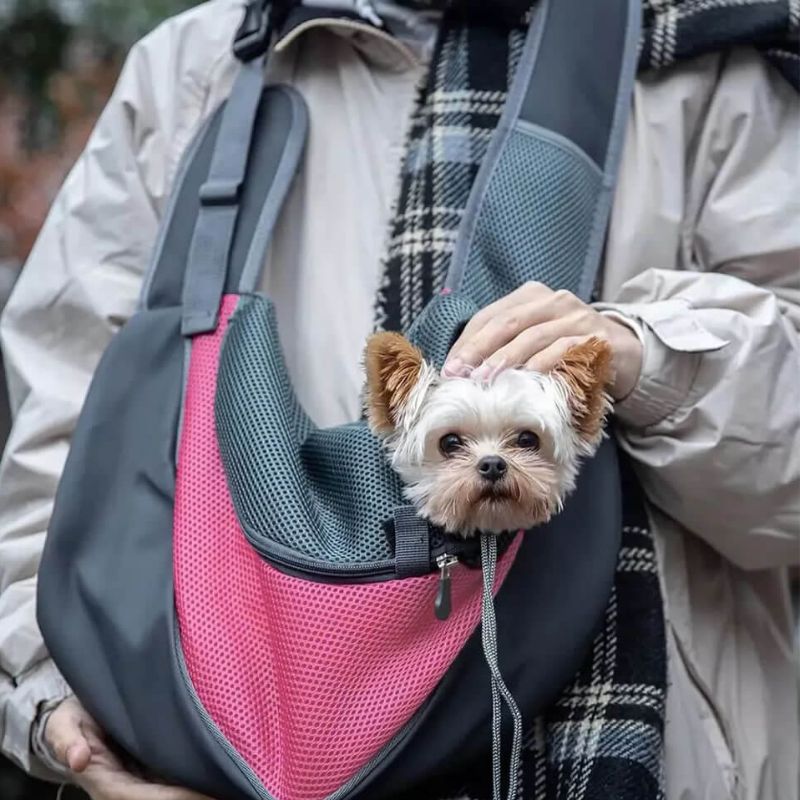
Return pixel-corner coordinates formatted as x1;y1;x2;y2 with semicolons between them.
434;553;459;621
245;524;511;589
247;534;467;627
243;528;397;581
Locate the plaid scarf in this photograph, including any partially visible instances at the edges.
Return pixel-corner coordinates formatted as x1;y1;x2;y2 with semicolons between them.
640;0;800;90
394;0;800;88
375;15;667;800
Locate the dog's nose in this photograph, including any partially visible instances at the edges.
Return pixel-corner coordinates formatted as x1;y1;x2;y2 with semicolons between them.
477;456;507;482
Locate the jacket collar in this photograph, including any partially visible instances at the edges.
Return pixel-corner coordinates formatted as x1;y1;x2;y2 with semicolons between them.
272;1;441;68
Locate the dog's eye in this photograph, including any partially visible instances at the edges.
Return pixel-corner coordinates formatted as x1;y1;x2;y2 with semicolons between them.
439;433;464;457
516;430;540;450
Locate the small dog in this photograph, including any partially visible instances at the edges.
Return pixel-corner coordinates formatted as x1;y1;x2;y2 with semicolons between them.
364;333;612;535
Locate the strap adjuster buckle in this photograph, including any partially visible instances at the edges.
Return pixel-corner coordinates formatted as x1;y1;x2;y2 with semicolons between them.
233;0;271;61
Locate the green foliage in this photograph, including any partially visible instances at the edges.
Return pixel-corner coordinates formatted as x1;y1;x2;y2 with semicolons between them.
0;0;201;147
0;4;71;94
78;0;200;49
0;0;201;85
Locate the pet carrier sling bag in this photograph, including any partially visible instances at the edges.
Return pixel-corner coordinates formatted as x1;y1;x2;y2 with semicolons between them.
38;1;641;798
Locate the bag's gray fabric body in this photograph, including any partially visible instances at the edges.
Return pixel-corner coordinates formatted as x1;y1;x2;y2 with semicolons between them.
38;87;308;800
38;307;259;800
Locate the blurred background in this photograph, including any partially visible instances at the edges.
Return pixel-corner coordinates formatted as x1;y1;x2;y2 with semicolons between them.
0;2;196;796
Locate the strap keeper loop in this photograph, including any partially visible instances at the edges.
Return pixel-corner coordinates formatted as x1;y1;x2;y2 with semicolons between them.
199;179;241;207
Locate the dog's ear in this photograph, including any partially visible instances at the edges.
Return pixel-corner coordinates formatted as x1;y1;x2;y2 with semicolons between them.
364;332;426;435
552;336;613;442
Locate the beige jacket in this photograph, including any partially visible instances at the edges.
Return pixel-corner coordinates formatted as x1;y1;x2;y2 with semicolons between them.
1;2;798;798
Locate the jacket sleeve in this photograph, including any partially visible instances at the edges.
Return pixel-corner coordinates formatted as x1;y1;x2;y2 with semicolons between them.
0;0;241;775
599;51;800;571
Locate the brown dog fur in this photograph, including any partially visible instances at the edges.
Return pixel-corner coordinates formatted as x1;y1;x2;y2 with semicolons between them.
364;332;425;434
552;337;613;442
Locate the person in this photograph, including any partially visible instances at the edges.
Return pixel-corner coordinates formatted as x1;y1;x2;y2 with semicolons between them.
0;1;798;799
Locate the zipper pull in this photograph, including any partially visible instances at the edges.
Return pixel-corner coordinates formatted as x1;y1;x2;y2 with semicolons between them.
434;554;458;621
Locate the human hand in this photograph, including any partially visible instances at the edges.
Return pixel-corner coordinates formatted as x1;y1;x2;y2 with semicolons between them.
44;696;215;800
443;282;642;400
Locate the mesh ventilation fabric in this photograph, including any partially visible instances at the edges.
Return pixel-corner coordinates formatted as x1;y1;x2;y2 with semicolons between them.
216;295;405;564
461;125;602;307
407;290;480;369
174;296;521;800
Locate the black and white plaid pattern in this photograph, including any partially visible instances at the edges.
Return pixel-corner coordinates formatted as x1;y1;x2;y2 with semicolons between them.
374;12;667;799
640;0;800;90
518;512;667;800
374;19;527;333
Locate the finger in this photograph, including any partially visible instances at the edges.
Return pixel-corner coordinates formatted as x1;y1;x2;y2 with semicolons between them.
446;287;584;372
45;698;92;773
449;281;550;352
448;300;567;371
78;774;213;800
472;312;594;378
77;765;217;800
526;335;594;373
447;281;553;359
66;738;92;773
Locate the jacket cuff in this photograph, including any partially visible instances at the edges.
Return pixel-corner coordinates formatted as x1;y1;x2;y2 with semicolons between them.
594;299;728;429
30;697;71;778
2;658;71;781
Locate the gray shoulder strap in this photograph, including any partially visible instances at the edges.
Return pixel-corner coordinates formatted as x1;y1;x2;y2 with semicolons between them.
180;54;308;336
446;0;640;301
140;2;309;317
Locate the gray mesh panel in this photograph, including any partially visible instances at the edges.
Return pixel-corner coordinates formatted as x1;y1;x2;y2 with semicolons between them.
460;126;602;306
216;296;403;563
408;292;479;370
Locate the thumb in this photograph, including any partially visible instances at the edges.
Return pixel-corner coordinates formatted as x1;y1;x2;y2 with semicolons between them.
44;697;92;773
65;738;92;773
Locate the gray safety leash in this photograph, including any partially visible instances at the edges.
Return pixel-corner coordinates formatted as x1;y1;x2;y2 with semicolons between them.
480;533;523;800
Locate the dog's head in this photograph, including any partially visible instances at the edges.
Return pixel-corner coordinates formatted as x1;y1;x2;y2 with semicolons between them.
364;332;612;535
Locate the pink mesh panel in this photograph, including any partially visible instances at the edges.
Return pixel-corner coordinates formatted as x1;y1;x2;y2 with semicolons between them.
174;295;521;800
